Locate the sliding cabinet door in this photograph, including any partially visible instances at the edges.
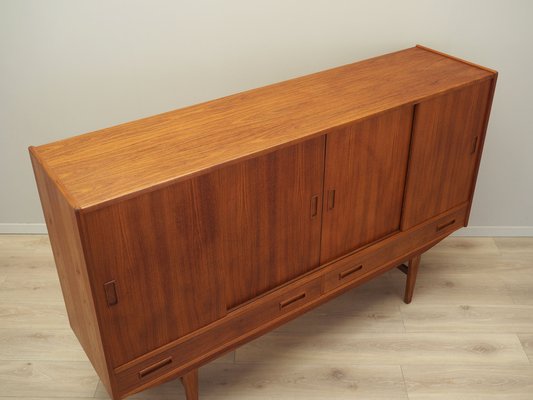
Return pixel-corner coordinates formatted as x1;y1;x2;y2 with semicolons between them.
81;136;325;366
401;80;492;230
320;106;413;263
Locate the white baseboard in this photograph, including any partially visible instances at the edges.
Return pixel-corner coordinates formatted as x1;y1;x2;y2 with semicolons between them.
0;223;48;234
0;223;532;237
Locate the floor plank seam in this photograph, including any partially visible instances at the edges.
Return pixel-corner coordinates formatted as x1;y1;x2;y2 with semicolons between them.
399;364;411;400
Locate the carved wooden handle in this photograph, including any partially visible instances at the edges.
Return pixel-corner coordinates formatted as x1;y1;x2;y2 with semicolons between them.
279;292;306;310
138;357;172;379
436;219;455;232
338;264;363;280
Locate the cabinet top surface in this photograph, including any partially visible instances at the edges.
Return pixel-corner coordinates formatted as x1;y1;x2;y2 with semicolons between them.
31;46;495;210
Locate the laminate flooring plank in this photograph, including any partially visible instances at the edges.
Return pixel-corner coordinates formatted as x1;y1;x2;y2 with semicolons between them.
508;284;533;305
0;272;63;304
0;360;98;397
274;307;405;334
0;301;69;329
318;274;403;312
402;365;533;399
401;304;533;333
424;237;500;257
235;332;529;365
94;364;407;400
517;334;533;363
388;270;514;305
0;398;95;400
0;328;87;361
0;235;51;255
412;254;532;276
494;237;533;255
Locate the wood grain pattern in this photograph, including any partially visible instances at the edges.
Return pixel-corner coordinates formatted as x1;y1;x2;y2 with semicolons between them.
79;138;324;368
518;334;533;363
26;46;498;400
189;363;408;400
31;47;493;210
79;172;228;368
0;328;87;361
403;365;533;399
389;270;515;305
464;72;498;225
29;152;114;396
95;364;408;399
401;80;493;229
0;302;68;330
0;360;98;397
111;206;468;397
402;305;533;333
320;106;413;263
235;332;529;365
217;137;324;309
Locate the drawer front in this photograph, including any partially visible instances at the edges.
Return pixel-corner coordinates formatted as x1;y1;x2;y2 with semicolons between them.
324;252;381;292
115;205;467;396
324;204;468;293
115;277;323;396
416;204;468;246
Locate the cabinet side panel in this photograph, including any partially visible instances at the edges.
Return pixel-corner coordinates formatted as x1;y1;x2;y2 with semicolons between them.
29;150;113;396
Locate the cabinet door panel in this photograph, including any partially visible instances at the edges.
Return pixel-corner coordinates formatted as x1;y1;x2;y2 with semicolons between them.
401;80;492;230
80;137;325;366
320;106;413;263
222;136;325;308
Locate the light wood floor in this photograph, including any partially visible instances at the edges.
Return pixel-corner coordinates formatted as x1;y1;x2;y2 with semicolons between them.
1;235;533;399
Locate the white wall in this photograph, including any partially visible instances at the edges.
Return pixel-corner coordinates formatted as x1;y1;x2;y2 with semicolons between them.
1;0;532;235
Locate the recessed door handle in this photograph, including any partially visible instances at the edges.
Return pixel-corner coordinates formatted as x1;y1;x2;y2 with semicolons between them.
104;280;118;306
310;195;319;218
471;136;479;154
436;219;455;232
327;189;336;210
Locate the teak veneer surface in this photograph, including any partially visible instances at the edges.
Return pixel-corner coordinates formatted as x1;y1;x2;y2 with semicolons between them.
30;46;493;210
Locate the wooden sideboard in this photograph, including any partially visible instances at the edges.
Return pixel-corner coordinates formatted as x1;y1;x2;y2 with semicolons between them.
30;45;497;399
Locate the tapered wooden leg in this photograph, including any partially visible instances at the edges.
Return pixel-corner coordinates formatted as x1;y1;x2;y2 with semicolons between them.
403;255;421;304
180;369;199;400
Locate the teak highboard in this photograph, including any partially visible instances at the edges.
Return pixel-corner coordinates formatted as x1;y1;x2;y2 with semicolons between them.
30;45;497;399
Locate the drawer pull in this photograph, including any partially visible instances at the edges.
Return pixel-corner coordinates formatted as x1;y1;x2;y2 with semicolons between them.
138;357;173;379
339;264;363;280
279;292;306;310
436;219;456;232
